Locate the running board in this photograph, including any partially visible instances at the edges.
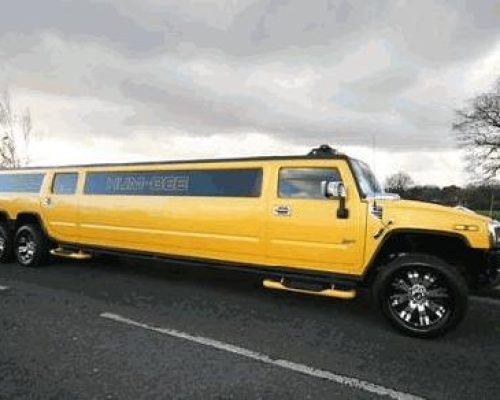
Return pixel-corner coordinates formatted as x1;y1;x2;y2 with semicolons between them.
50;247;92;260
263;278;357;300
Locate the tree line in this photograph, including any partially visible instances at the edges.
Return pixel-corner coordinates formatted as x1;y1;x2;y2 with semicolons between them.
384;77;500;212
0;90;32;168
385;171;499;212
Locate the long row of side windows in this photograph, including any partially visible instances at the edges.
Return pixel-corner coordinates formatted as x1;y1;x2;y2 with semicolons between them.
1;168;343;199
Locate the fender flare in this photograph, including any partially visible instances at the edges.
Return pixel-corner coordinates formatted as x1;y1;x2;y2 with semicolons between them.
13;211;52;238
362;228;471;281
0;209;15;231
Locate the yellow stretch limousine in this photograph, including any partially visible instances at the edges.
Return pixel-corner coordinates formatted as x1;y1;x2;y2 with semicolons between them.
0;145;498;337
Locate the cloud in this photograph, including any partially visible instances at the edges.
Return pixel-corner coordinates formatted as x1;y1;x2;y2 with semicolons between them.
1;0;500;185
0;0;165;54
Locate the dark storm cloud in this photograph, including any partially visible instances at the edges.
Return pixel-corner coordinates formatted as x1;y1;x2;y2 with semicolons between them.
1;0;500;150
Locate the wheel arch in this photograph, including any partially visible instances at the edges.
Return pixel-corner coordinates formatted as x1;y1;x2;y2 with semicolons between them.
0;209;13;229
14;212;50;237
363;229;472;285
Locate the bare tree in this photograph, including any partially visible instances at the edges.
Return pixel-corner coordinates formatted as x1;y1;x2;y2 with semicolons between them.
0;90;32;168
453;78;500;182
385;172;414;194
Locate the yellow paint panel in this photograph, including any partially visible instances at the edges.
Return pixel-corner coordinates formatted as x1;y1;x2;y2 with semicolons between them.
0;159;493;279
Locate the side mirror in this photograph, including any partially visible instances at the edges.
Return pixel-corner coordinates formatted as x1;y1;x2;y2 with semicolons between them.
323;181;346;199
322;180;349;219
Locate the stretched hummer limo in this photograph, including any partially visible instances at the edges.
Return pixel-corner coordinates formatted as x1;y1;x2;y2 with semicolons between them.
0;145;498;337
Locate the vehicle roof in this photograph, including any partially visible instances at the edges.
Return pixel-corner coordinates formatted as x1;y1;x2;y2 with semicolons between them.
1;147;350;171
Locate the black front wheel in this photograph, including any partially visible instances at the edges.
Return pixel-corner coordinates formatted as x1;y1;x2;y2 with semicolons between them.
14;224;50;268
373;254;468;338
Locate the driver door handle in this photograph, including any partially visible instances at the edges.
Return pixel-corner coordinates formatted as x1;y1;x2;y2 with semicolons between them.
42;197;52;207
272;205;292;216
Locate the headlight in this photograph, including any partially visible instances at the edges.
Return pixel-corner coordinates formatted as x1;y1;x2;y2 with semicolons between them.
488;220;500;248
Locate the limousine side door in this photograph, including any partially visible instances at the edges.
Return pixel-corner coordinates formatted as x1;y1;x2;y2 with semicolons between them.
265;162;367;274
77;166;266;265
40;172;80;242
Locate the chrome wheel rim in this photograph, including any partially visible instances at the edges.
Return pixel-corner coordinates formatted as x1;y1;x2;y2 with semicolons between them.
387;267;452;330
17;232;36;264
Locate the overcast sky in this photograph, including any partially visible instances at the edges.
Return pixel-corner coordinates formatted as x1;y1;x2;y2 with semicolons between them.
2;0;500;186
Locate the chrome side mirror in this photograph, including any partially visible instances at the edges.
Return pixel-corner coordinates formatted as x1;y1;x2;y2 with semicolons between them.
322;180;349;219
323;181;346;199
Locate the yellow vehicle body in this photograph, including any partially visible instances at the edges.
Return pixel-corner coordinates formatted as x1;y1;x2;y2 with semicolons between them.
0;152;494;279
1;145;499;337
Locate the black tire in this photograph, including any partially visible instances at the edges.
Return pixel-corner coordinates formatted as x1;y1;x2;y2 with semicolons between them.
14;223;50;268
373;253;468;338
0;223;13;263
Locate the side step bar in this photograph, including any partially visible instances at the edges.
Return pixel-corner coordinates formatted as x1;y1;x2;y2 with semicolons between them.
263;278;357;300
50;247;92;260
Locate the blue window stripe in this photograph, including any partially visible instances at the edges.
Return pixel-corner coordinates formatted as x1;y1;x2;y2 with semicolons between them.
84;169;262;197
0;173;45;193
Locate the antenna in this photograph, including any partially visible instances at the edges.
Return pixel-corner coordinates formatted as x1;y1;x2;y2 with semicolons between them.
372;133;378;185
372;133;378;186
490;192;494;218
371;133;380;213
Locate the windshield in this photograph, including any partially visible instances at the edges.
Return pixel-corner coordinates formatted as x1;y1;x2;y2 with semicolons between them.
350;159;384;197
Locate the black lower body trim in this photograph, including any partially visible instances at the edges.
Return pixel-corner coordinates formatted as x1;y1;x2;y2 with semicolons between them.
60;241;362;289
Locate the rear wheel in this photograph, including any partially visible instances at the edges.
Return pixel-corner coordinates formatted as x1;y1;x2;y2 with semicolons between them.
373;254;468;338
14;224;50;267
0;223;13;263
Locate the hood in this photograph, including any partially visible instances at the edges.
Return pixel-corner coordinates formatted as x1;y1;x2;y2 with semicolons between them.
364;197;492;250
374;198;492;232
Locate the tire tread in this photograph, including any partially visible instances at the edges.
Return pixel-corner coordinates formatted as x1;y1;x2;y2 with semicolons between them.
14;223;50;268
373;253;468;338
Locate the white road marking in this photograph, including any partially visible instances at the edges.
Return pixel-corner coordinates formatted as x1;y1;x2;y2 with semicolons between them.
471;296;500;307
100;312;424;400
0;285;9;291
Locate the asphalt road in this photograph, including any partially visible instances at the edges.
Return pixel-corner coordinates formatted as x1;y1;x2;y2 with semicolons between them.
0;256;499;400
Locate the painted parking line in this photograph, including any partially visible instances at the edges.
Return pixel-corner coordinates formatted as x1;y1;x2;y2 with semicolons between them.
100;312;424;400
0;285;9;291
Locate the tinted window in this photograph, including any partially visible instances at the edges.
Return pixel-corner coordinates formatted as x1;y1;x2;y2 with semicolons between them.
84;169;262;197
0;173;45;193
53;173;78;194
279;168;341;199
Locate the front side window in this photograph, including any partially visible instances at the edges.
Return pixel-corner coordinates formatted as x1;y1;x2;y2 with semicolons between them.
53;173;78;194
279;168;341;199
